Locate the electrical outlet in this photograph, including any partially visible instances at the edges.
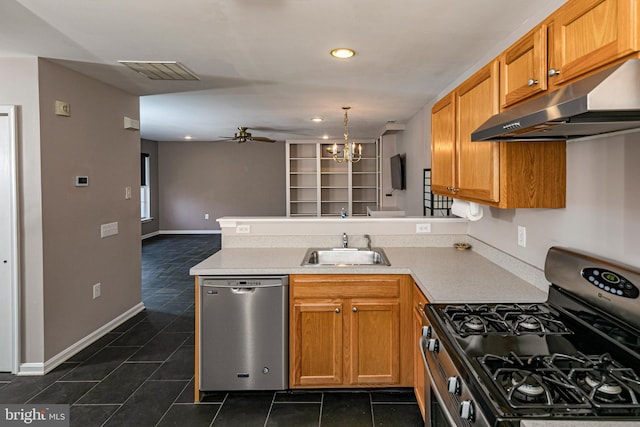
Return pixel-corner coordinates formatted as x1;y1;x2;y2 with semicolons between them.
517;225;527;247
93;283;101;299
416;223;432;233
236;225;251;234
125;186;132;200
204;213;209;220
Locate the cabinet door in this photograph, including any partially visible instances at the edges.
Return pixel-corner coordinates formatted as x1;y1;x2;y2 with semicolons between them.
456;61;500;203
500;25;548;108
431;93;456;196
349;300;400;385
549;0;639;86
290;300;343;387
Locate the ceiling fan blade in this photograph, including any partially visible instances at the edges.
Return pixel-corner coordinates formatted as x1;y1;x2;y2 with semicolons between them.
249;136;276;143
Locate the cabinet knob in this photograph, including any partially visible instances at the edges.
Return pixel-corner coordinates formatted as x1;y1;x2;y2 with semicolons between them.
527;78;539;86
452;188;459;193
548;68;561;77
352;307;358;312
335;308;340;313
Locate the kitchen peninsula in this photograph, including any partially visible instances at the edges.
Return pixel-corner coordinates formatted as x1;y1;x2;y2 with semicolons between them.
190;216;550;303
190;216;550;409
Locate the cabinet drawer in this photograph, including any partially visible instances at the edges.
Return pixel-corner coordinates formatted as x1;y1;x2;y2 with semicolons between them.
291;274;401;299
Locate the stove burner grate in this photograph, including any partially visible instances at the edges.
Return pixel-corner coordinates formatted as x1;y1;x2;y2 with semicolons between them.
479;352;640;411
442;303;572;337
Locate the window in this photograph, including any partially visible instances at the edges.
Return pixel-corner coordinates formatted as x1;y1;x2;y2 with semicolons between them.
141;153;150;220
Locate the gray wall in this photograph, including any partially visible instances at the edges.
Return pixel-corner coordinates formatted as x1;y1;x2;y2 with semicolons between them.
141;138;160;237
38;59;142;360
158;140;286;231
0;58;142;364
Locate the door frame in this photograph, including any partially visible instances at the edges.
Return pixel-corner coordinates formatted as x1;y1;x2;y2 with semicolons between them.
1;105;20;373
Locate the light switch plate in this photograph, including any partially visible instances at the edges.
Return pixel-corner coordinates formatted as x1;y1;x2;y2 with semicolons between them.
101;222;118;238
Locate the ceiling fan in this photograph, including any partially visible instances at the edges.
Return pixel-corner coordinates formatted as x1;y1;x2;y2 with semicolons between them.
217;127;277;143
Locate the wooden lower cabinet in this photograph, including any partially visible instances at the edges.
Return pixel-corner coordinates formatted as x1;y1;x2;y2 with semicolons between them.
289;274;412;388
350;300;400;384
291;300;343;386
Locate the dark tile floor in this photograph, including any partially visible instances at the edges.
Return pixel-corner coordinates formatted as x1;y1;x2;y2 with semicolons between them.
0;234;423;426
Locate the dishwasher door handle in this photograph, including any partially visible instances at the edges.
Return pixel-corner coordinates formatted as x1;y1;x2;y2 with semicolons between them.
231;287;256;294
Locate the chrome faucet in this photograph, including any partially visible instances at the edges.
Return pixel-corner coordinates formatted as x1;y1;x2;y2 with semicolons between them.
342;233;348;248
364;234;371;251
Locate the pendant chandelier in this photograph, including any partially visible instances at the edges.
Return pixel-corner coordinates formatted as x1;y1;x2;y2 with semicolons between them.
330;107;361;163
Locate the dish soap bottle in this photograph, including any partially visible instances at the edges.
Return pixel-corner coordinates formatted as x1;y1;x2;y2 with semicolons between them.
341;207;347;218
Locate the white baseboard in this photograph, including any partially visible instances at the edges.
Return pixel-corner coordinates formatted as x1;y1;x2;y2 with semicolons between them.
160;230;221;235
142;230;160;240
142;230;222;240
18;302;146;376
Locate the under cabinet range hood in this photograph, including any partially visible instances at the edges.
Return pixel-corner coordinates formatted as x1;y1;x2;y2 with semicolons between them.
472;59;640;142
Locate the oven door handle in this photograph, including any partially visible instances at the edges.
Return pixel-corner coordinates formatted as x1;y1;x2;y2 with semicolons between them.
420;335;460;427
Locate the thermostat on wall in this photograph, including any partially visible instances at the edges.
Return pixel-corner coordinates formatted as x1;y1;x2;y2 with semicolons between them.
75;176;89;187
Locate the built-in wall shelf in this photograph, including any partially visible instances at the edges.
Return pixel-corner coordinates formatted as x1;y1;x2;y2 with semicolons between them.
286;139;379;217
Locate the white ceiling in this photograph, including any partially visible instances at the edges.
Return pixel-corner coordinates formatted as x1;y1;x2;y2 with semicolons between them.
0;0;564;142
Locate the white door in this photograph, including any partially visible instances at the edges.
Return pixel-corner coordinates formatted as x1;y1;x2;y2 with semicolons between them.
0;105;19;373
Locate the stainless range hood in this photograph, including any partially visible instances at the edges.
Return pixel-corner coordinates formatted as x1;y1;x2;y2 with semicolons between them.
472;59;640;142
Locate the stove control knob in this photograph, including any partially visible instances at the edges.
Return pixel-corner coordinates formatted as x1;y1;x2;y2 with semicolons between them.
421;326;432;338
427;338;439;353
447;376;460;395
460;400;475;422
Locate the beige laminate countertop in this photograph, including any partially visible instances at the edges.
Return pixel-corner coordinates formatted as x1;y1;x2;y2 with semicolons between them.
189;246;548;303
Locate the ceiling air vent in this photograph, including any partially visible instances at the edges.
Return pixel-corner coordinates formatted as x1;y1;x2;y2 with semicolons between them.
117;61;200;80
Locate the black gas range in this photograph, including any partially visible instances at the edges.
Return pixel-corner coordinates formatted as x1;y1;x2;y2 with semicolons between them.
420;247;640;426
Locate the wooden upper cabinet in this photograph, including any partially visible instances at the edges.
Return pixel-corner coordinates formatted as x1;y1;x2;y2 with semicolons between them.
455;60;500;204
430;93;456;195
430;58;566;209
548;0;640;87
500;24;548;108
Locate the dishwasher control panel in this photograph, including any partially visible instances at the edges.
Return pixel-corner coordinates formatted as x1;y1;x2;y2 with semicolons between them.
201;275;288;288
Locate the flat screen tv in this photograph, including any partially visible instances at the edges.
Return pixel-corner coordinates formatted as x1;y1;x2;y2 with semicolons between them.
390;154;405;190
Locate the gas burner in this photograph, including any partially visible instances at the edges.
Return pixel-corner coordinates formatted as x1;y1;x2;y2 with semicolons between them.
584;374;623;396
510;372;546;402
464;316;486;331
516;315;542;331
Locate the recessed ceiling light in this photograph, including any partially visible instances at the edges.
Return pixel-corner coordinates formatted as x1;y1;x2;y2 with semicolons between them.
184;135;193;140
311;117;323;122
330;48;355;59
322;135;329;140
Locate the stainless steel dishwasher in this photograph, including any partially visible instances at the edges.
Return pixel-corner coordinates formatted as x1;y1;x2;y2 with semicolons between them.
199;275;288;391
